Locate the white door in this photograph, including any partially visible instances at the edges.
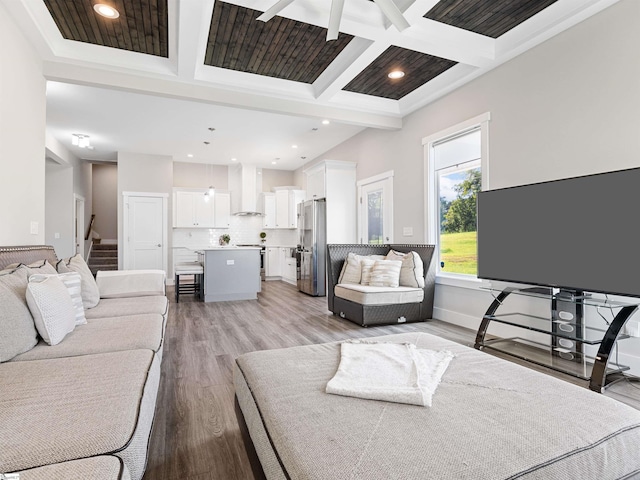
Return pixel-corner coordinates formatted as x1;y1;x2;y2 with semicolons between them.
358;173;393;244
124;194;166;270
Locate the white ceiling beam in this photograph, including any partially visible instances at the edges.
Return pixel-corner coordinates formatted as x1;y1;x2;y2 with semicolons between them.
175;0;215;80
42;61;402;129
313;38;380;100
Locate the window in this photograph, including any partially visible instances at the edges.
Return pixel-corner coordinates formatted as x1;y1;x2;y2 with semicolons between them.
423;113;490;279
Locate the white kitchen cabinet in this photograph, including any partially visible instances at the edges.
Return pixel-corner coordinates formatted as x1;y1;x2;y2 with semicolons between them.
304;160;356;243
174;190;215;228
213;191;231;228
265;246;297;284
261;192;276;228
274;188;305;229
265;247;281;277
282;251;297;285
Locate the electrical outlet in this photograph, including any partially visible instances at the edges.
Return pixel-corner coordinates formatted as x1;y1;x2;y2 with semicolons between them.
30;221;38;235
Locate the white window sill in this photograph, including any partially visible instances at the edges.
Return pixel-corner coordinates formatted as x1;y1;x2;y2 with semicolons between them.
435;273;487;291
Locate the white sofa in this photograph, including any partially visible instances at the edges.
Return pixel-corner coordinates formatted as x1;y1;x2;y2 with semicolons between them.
0;245;168;480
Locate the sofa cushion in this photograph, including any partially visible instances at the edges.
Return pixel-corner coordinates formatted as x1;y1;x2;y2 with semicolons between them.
386;250;425;288
96;269;166;299
30;272;86;326
26;275;76;346
335;284;424;305
0;266;38;362
11;314;164;362
16;456;131;480
368;259;402;288
6;260;58;276
57;254;100;309
85;295;168;320
0;349;157;477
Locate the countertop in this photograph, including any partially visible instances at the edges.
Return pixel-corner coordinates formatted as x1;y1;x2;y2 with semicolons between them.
173;245;261;251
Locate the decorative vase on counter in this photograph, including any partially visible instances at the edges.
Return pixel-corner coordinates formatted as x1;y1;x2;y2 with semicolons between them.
219;234;230;246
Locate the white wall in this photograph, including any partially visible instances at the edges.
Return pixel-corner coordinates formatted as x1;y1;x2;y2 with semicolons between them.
173;162;229;189
45;162;74;257
297;1;640;371
117;152;173;269
45;132;93;257
92;164;118;240
0;3;46;244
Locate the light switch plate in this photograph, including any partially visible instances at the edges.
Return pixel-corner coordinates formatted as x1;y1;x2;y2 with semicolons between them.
30;221;39;235
226;259;235;265
402;227;413;236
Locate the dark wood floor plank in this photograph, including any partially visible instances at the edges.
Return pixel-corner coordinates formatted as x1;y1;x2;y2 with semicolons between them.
143;280;639;480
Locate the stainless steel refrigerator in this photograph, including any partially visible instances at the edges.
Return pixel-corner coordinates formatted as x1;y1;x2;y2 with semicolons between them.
297;198;326;296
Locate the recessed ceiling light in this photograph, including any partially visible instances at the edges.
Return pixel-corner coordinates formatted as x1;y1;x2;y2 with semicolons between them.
322;120;330;125
388;70;405;79
272;161;277;165
231;158;237;162
292;145;298;149
93;4;120;19
187;154;193;158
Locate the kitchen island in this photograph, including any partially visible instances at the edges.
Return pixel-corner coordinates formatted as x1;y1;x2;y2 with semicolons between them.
198;247;261;302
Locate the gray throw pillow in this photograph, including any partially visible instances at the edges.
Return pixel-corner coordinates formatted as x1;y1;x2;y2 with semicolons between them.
57;254;100;309
0;266;38;362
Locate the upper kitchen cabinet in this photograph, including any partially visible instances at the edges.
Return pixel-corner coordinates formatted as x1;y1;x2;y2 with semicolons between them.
261;192;276;229
174;190;215;228
304;161;356;243
213;191;231;228
274;188;304;229
173;188;230;228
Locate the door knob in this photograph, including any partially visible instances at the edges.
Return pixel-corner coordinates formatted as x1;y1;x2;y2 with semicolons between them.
157;244;162;247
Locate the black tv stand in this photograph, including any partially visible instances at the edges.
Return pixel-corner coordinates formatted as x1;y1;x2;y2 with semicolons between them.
474;286;639;393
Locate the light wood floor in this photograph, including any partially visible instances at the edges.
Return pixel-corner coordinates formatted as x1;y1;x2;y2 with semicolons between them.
143;280;640;480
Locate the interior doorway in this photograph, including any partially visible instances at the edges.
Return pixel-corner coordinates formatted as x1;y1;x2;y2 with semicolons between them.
357;171;394;244
74;194;85;258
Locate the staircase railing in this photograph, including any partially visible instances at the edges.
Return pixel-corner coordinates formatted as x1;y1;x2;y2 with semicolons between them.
85;214;95;241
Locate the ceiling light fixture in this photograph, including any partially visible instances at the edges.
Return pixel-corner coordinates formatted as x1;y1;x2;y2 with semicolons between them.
388;70;405;79
258;0;409;41
231;158;237;162
292;145;298;149
93;4;120;19
71;133;92;149
322;120;330;125
187;154;193;158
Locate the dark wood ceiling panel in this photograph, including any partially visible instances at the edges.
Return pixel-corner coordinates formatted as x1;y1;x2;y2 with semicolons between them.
425;0;558;38
204;2;353;84
342;46;457;100
43;0;168;57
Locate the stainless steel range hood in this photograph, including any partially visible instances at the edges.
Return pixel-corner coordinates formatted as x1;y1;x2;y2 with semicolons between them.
229;164;264;216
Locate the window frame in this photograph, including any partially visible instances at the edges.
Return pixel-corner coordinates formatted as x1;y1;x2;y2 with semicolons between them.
423;113;490;288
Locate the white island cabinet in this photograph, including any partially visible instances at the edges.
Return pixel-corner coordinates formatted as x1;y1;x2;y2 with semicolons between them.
200;247;261;302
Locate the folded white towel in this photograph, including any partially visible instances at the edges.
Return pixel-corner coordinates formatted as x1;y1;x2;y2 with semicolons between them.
326;341;454;407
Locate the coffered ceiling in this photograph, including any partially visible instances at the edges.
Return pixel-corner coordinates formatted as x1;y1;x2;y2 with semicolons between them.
3;0;618;166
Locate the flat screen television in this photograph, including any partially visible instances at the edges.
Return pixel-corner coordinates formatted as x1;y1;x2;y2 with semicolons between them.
477;167;640;298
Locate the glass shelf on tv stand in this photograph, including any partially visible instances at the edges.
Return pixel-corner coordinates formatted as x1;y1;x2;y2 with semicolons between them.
475;285;640;393
481;336;630;381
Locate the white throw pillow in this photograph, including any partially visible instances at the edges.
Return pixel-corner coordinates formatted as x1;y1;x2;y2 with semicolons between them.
369;259;403;288
26;275;76;346
359;258;377;286
30;273;86;326
57;254;100;309
386;250;425;288
339;253;387;285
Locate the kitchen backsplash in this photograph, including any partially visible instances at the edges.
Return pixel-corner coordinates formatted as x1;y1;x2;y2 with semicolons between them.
173;215;298;248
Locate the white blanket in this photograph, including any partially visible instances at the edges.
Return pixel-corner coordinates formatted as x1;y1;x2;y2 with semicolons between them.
326;341;454;407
